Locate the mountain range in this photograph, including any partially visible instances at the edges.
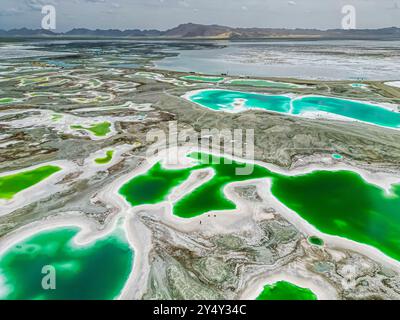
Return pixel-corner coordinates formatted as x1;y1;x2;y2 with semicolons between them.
1;23;400;40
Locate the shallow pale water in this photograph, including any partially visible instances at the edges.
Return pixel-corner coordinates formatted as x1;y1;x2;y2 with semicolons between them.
0;165;61;200
173;153;271;218
188;89;291;113
256;281;317;300
0;227;133;300
187;89;400;129
0;98;17;104
119;153;271;217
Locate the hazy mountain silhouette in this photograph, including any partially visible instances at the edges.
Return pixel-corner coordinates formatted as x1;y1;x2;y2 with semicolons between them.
1;23;400;39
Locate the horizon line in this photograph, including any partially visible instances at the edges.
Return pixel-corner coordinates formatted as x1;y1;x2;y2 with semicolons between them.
1;23;400;33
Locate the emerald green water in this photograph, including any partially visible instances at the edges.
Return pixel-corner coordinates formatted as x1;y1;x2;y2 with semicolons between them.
187;89;400;129
332;153;343;160
256;281;317;300
51;114;63;122
173;154;271;218
291;96;400;129
227;79;299;88
20;77;49;86
0;227;133;300
0;98;17;104
308;236;324;246
188;89;291;113
95;150;114;164
71;122;111;137
119;152;400;261
0;165;61;200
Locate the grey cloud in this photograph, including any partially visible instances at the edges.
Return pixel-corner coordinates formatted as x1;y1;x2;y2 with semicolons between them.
0;0;399;31
24;0;57;10
0;7;23;16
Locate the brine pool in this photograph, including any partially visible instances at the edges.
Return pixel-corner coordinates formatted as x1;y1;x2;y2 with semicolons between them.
0;165;61;200
119;152;400;262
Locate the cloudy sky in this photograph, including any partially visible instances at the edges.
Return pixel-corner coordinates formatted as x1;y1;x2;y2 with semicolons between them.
0;0;399;31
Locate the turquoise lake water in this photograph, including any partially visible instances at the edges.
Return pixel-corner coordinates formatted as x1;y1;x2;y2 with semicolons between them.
0;227;133;300
186;89;400;129
188;89;291;113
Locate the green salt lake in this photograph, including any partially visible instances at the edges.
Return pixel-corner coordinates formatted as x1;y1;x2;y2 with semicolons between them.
188;89;291;113
0;227;133;300
332;154;343;160
51;113;63;122
95;150;114;164
186;89;400;129
71;121;111;137
256;281;317;300
0;98;18;104
0;165;61;200
119;152;400;261
351;83;369;89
